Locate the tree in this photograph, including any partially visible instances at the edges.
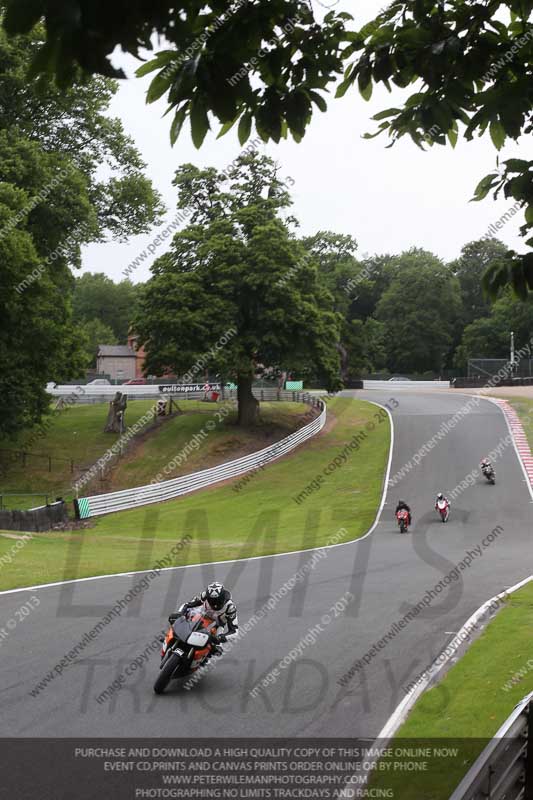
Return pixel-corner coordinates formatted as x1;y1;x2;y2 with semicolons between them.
136;153;341;425
0;25;162;436
339;0;533;298
0;23;164;241
79;319;118;367
451;239;510;328
0;136;90;436
454;289;533;369
303;232;360;380
303;232;387;378
7;0;531;294
73;274;141;341
375;249;462;374
2;0;349;146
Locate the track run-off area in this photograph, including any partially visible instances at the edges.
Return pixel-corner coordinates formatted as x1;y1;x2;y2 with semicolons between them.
0;389;531;739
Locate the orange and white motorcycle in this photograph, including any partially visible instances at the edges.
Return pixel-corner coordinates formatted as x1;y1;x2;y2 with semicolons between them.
154;608;221;694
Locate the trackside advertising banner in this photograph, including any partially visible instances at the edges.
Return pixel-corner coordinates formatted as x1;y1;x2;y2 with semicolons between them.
158;384;222;393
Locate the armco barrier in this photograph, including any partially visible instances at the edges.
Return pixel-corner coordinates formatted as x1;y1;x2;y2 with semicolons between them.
450;691;533;799
74;395;326;519
363;380;450;391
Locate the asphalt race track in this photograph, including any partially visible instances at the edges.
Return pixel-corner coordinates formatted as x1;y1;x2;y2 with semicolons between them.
1;390;531;739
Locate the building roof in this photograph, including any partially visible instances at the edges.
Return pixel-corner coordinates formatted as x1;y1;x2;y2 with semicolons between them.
97;345;136;358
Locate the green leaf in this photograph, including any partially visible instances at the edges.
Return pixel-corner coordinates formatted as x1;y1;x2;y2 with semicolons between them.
511;262;528;299
447;125;458;148
504;159;530;172
335;77;353;99
308;91;327;113
472;173;499;201
372;107;401;120
146;73;172;104
170;106;187;145
489;120;506;150
363;130;386;140
238;112;252;145
136;59;162;78
217;116;238;139
405;92;426;108
359;72;373;101
525;205;533;224
482;262;509;300
190;98;210;148
136;51;176;78
523;254;533;289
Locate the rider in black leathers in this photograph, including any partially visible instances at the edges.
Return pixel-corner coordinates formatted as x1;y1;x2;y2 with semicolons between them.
395;499;412;526
168;582;238;656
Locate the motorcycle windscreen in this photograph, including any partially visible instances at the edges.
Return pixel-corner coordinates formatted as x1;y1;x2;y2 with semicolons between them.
172;617;195;642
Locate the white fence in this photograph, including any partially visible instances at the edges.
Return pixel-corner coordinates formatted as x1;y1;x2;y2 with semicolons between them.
75;396;326;519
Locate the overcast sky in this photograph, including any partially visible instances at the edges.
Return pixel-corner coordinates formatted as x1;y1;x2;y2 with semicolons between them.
82;0;528;284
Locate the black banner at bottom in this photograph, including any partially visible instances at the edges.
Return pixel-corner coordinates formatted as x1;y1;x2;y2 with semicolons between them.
0;738;516;799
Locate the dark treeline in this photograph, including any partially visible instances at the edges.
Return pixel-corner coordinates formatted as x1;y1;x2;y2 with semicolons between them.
76;234;528;380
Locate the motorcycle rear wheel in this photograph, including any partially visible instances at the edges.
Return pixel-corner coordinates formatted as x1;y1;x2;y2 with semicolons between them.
153;653;182;695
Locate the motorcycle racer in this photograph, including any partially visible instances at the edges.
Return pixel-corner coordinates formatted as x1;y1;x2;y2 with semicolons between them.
395;499;412;526
168;583;238;652
480;458;494;475
435;492;450;511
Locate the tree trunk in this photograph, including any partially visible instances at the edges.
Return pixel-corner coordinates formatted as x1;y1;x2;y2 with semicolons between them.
237;375;259;426
336;342;349;382
104;392;127;433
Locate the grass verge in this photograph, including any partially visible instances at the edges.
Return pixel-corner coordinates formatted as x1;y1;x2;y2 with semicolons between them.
370;580;533;800
109;401;308;489
0;400;162;504
0;400;307;504
0;397;390;590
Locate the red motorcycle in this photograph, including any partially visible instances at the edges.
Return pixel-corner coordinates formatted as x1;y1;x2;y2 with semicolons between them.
436;498;450;523
396;508;410;534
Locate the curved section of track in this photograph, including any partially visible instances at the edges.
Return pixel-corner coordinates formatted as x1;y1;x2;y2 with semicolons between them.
1;391;531;738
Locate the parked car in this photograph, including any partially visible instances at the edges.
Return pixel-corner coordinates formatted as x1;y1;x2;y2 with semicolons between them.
123;378;148;385
87;378;111;386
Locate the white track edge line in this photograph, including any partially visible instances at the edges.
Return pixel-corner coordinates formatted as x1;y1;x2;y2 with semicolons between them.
377;573;533;741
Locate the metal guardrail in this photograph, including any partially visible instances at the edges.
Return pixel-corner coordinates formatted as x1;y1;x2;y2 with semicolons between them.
74;393;325;519
450;692;533;800
362;380;450;390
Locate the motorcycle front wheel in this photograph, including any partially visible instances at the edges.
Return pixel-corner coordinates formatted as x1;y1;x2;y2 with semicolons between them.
153;653;182;695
